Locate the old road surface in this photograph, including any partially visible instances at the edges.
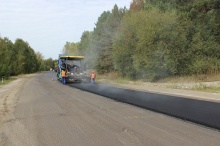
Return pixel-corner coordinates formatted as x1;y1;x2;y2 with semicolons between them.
0;72;220;146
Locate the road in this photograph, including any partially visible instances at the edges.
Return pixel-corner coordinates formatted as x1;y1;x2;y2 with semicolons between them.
0;72;220;146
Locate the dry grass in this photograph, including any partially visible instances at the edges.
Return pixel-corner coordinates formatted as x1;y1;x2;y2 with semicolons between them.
97;72;130;84
193;86;220;93
97;72;220;93
157;73;220;83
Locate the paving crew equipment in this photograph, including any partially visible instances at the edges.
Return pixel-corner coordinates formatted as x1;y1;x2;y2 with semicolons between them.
57;54;90;83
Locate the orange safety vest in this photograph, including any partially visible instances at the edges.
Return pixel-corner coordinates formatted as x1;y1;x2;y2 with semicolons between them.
62;70;66;77
91;73;95;79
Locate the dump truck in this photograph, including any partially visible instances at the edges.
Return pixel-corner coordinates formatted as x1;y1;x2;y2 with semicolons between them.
57;54;90;83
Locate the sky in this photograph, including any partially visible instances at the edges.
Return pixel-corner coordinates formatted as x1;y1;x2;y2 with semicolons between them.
0;0;131;59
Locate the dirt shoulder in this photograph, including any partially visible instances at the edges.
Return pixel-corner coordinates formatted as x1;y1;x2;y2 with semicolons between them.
0;79;20;128
0;75;35;137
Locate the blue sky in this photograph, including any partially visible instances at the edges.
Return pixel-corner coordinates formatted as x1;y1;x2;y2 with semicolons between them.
0;0;131;59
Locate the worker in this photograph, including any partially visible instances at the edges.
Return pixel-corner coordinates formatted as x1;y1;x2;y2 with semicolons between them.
90;72;96;84
74;66;77;73
61;69;66;84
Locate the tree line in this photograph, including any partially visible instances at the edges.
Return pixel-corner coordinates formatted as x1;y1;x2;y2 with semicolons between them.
0;37;55;78
63;0;220;81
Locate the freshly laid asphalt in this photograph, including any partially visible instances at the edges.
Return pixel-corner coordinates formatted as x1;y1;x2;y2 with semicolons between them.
69;83;220;130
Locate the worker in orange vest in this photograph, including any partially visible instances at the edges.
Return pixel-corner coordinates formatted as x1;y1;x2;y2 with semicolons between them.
61;69;66;84
90;72;96;84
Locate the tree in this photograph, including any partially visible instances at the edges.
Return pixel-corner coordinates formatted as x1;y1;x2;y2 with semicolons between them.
78;31;91;56
70;0;220;80
14;38;39;74
0;37;40;76
62;42;79;55
0;37;14;77
78;31;96;68
36;52;45;71
130;0;145;12
113;8;190;80
93;5;126;73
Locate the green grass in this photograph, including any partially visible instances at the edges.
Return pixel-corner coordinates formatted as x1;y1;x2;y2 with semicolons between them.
0;77;16;86
192;85;220;93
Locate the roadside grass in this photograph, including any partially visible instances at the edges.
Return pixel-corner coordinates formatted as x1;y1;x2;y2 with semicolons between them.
192;85;220;93
97;72;220;93
97;72;130;84
0;77;17;86
157;73;220;93
98;72;220;83
157;73;220;83
166;84;220;93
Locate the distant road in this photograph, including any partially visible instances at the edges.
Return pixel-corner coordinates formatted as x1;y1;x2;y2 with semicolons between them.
0;72;220;146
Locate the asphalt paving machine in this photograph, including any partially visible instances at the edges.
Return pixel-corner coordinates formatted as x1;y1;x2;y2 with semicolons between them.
57;54;90;83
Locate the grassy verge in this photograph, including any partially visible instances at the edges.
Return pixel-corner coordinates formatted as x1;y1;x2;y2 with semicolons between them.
157;73;220;83
97;72;130;84
192;85;220;93
158;74;220;93
97;72;220;93
0;77;17;86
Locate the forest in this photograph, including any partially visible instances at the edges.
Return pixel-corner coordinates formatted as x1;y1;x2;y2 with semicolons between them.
63;0;220;81
0;38;55;78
